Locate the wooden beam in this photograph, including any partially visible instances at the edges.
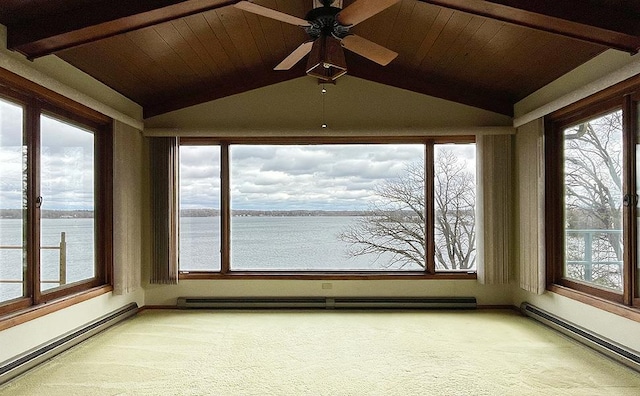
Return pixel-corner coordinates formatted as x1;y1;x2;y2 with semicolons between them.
346;55;514;117
7;0;241;59
420;0;640;54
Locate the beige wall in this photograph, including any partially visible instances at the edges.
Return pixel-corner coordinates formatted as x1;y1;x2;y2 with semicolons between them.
144;75;513;133
142;74;516;307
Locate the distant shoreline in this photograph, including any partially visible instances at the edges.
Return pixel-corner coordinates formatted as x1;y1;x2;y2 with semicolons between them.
0;208;375;219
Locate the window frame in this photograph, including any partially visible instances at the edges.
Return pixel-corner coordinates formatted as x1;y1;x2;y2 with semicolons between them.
545;76;640;309
178;136;477;280
0;69;113;322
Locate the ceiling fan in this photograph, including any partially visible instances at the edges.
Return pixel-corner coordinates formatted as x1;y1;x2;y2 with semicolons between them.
235;0;400;81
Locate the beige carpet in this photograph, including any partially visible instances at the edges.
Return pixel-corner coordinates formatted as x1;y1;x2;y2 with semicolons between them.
1;309;640;395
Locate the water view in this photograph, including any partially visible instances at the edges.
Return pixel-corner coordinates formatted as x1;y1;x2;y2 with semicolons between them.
1;214;422;301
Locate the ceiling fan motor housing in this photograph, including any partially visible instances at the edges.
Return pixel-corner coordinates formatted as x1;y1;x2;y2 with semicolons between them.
305;6;350;39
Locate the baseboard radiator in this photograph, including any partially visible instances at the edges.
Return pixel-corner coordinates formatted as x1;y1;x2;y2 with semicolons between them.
0;302;138;385
177;296;477;310
521;302;640;372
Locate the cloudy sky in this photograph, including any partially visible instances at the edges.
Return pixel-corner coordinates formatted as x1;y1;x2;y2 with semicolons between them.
2;97;475;213
0;98;95;211
181;143;475;211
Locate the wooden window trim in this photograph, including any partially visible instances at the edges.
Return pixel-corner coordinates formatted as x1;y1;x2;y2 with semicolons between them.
0;68;113;320
179;137;477;279
0;285;113;332
545;75;640;309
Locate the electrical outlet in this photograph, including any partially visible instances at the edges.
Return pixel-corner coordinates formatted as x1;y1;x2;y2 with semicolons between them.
321;282;333;290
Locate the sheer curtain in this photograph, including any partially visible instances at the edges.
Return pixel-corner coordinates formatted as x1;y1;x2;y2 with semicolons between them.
476;134;513;284
516;119;546;294
150;137;179;285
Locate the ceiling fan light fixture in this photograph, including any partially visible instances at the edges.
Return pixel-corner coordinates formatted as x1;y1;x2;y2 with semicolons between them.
306;35;347;81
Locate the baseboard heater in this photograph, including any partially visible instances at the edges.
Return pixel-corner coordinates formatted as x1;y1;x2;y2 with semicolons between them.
0;302;138;385
521;302;640;373
177;296;477;310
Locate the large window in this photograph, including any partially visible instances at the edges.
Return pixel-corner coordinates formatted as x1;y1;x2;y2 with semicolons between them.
179;139;476;276
546;82;640;308
0;78;112;317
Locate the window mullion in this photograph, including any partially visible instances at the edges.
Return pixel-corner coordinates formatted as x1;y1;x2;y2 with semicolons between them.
623;94;638;305
25;103;41;304
425;142;435;274
221;143;230;274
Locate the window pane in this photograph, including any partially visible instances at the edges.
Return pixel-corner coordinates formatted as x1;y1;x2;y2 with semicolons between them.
40;115;95;291
0;98;26;303
230;144;425;271
179;145;221;271
564;110;623;292
434;144;476;271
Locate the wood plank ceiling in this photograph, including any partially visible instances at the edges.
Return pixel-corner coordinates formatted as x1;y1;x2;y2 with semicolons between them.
1;0;639;119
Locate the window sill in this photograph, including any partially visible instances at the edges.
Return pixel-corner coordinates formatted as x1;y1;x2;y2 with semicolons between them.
548;284;640;323
179;271;478;280
0;285;113;332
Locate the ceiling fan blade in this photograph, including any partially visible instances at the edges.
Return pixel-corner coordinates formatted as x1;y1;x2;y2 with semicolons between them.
336;0;401;27
341;35;398;66
274;41;314;70
234;1;311;27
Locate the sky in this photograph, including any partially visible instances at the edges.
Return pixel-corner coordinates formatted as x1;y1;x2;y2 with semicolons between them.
181;143;476;211
0;99;95;211
1;98;476;212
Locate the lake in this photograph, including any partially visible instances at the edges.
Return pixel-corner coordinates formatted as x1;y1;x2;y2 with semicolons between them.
1;216;420;301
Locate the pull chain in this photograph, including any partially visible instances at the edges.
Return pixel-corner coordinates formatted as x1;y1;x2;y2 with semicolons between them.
321;84;327;129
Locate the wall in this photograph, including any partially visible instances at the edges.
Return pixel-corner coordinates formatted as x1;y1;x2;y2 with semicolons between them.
0;25;145;363
145;75;513;133
142;75;515;307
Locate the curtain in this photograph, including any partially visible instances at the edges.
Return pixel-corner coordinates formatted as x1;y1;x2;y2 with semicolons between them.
516;119;546;294
476;134;513;284
112;121;143;294
150;137;179;285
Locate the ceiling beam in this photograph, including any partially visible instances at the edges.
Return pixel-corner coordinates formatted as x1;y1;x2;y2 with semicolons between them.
7;0;241;59
420;0;640;54
346;56;514;117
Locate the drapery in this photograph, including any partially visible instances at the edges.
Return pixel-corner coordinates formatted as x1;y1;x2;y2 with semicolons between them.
112;121;143;294
476;134;513;284
150;137;179;284
515;119;546;294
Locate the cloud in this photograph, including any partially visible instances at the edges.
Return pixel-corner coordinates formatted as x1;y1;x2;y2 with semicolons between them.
222;144;427;210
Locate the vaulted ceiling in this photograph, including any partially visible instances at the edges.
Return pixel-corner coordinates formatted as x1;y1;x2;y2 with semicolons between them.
1;0;639;119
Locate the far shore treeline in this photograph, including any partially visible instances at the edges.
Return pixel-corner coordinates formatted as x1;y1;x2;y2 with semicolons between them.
0;208;376;219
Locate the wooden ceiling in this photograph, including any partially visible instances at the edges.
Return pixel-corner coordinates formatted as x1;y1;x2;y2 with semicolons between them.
1;0;639;119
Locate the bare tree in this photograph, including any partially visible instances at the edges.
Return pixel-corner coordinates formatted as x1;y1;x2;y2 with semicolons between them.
339;150;476;270
434;150;476;270
564;110;623;289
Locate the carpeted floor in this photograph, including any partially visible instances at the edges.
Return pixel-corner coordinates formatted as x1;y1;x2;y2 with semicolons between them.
1;309;640;395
